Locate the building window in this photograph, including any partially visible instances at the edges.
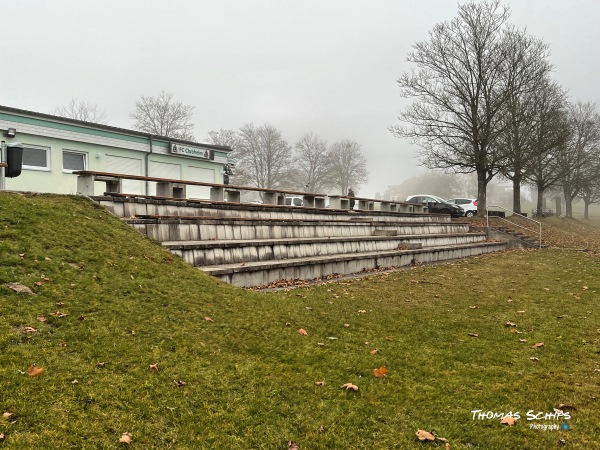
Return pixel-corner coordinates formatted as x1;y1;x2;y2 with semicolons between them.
63;150;87;172
22;145;50;171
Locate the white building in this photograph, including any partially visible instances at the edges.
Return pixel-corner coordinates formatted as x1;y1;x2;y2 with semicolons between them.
0;105;232;198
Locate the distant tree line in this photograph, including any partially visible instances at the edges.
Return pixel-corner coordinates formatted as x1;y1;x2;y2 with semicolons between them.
207;125;368;196
391;0;600;218
54;92;369;196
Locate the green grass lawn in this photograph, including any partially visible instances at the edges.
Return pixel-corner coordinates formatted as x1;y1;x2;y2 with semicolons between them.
1;193;599;449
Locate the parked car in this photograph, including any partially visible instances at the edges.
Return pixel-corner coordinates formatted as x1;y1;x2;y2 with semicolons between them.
284;195;304;207
447;198;478;217
405;194;464;218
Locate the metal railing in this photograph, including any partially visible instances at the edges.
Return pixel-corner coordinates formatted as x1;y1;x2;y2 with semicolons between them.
486;205;543;249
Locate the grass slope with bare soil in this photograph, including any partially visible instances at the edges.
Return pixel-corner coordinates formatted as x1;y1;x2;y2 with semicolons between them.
1;193;599;449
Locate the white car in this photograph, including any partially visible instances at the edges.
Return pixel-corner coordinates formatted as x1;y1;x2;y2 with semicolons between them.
447;198;478;217
284;195;304;207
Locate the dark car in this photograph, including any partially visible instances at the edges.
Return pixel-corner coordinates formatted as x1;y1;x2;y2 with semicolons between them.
406;194;465;218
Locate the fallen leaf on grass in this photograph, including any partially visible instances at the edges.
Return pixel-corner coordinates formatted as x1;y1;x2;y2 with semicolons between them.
287;441;299;450
504;322;517;327
119;432;132;444
49;311;68;318
23;326;37;333
204;317;214;322
95;362;107;368
2;412;13;419
27;366;44;376
370;348;379;355
343;323;350;328
341;383;359;391
530;357;539;362
416;429;436;441
519;339;528;342
297;328;308;336
468;305;479;309
357;310;367;314
373;367;389;378
0;433;4;440
36;315;47;322
315;381;325;386
501;416;516;426
149;363;159;370
558;404;577;411
72;379;78;384
531;342;544;348
468;333;479;337
510;329;523;334
173;380;186;387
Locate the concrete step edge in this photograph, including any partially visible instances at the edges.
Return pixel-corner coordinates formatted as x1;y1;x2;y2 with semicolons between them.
200;242;506;275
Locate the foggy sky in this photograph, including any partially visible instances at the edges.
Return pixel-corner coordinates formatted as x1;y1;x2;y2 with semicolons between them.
3;0;599;197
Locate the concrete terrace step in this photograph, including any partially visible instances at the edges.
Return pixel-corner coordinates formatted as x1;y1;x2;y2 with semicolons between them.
95;195;451;223
89;195;509;288
201;241;507;287
163;233;488;266
125;216;471;242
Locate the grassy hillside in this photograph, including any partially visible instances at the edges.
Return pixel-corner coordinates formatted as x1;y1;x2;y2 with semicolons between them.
1;193;600;449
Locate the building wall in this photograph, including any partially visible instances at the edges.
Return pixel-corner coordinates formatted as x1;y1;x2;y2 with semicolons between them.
1;109;230;197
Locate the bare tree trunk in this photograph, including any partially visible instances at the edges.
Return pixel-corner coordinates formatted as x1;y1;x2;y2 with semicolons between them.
477;170;487;216
512;176;522;213
563;181;573;218
555;196;562;216
535;183;544;217
584;201;590;219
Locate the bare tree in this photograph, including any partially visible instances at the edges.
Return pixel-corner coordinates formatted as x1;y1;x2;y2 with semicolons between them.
580;175;600;219
391;1;551;215
327;139;368;195
498;76;565;213
235;123;293;192
206;129;240;185
206;129;239;150
292;133;331;193
130;91;195;140
523;81;571;216
386;171;462;201
54;98;107;124
559;102;600;218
